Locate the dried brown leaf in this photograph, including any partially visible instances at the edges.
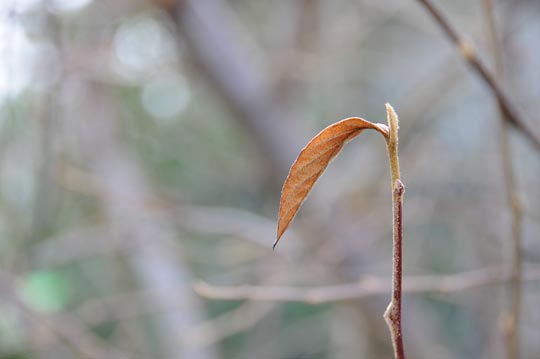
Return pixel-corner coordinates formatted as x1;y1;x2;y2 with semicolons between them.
275;117;389;248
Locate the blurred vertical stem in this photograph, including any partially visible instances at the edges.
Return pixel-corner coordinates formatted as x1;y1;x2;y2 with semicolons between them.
480;1;522;358
383;104;405;359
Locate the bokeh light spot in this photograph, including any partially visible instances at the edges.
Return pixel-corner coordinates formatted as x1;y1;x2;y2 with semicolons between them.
141;73;191;122
50;0;93;13
113;16;177;78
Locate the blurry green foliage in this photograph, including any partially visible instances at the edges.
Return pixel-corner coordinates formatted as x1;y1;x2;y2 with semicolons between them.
19;270;71;312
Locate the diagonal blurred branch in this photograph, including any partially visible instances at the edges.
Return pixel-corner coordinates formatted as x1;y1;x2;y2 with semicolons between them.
274;0;319;100
166;0;307;179
414;0;540;153
193;265;540;304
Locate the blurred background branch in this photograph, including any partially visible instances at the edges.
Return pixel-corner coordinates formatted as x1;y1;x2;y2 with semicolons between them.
480;0;523;357
194;265;540;303
415;0;540;152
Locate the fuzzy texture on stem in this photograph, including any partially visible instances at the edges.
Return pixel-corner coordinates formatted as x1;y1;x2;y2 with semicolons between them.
385;179;405;359
386;104;401;185
384;104;405;359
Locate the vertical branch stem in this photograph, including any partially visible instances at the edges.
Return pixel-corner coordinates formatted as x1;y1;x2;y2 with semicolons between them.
480;1;523;358
384;104;405;359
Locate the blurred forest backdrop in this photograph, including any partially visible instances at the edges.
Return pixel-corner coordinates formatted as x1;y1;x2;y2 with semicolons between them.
1;0;540;358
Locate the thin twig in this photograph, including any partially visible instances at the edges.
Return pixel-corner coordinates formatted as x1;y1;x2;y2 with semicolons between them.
384;104;405;359
480;1;523;358
193;265;540;303
384;180;405;359
415;0;540;153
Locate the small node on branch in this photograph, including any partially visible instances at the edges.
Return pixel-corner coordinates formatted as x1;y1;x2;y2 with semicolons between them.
458;40;475;61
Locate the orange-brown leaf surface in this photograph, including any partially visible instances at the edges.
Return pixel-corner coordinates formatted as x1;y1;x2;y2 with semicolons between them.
275;117;389;248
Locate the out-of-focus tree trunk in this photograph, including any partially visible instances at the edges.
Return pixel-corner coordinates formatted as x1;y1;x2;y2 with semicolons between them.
68;81;216;359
